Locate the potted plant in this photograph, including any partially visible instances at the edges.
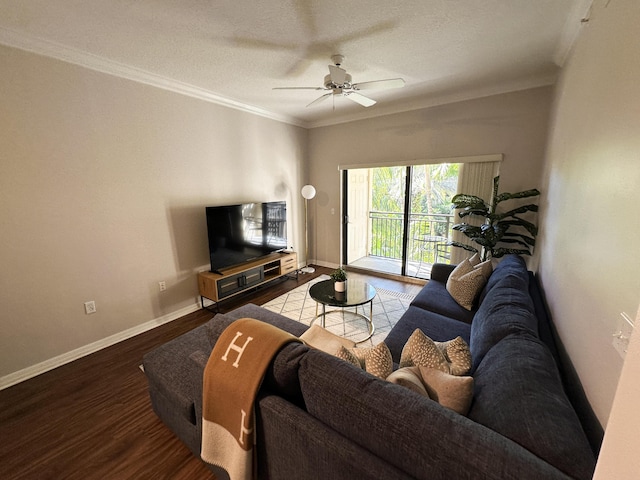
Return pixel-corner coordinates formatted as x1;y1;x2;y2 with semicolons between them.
330;267;347;292
449;176;540;261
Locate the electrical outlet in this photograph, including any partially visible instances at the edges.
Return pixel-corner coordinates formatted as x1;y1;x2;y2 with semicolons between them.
84;301;96;315
159;281;166;292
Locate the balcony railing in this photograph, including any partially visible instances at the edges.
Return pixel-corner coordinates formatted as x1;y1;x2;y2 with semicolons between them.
369;211;454;265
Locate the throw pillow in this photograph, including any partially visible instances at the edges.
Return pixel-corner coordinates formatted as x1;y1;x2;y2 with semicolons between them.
446;256;493;310
400;329;472;376
418;366;474;415
399;329;451;373
386;367;429;397
347;342;394;379
468;252;481;266
363;342;394;379
437;336;472;376
335;346;361;368
299;324;356;354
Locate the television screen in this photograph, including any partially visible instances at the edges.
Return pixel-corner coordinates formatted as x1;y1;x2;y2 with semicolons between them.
206;201;287;273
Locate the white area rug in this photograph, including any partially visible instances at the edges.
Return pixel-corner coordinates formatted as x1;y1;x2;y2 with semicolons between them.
262;275;416;346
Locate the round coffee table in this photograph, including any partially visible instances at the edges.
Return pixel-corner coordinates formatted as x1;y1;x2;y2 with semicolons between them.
308;279;376;343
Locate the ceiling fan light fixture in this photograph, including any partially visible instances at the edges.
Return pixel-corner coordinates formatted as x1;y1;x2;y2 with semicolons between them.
324;73;352;89
274;54;405;109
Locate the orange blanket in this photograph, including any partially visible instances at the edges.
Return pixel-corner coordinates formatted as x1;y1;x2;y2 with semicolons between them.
201;318;300;480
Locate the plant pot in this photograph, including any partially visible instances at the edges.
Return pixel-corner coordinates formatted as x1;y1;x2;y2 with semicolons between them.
334;280;346;292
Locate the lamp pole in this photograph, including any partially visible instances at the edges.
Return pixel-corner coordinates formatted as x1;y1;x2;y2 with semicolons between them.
300;185;316;273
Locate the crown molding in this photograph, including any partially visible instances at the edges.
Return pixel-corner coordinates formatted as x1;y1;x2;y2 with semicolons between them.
0;27;308;128
0;25;562;131
307;72;558;129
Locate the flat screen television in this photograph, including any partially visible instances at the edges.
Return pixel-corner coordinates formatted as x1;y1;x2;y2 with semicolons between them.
206;201;287;273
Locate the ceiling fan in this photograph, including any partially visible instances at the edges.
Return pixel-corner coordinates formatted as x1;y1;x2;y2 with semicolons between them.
273;55;405;108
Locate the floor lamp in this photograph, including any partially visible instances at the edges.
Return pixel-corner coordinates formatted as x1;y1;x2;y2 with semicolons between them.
300;184;316;273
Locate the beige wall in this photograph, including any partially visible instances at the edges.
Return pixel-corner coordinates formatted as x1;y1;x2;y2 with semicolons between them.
307;87;553;266
538;0;640;432
0;45;307;384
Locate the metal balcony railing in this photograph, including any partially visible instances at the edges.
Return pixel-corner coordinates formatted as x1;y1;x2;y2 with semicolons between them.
369;211;454;264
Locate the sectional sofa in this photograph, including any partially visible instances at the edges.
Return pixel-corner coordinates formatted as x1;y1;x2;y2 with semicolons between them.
143;255;599;479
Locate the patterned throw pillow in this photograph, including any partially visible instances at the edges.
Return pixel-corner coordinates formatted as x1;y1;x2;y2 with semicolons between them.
399;329;451;373
417;366;474;415
348;342;394;379
400;329;472;376
446;256;493;310
437;336;472;376
335;346;361;367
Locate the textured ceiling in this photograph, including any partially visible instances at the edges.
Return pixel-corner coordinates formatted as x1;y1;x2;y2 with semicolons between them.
0;0;592;128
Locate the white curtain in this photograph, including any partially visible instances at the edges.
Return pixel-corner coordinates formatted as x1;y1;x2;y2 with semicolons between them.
450;161;501;264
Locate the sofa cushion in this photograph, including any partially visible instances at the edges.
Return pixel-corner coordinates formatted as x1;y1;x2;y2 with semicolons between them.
410;280;476;324
385;306;471;364
467;334;596;480
469;257;538;371
477;254;525;305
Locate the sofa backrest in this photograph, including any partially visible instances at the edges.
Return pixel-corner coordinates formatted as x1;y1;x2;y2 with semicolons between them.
466;255;596;479
470;255;538;371
297;348;573;480
467;333;596;480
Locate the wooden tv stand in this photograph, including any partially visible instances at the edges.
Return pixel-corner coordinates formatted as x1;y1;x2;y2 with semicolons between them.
198;252;297;309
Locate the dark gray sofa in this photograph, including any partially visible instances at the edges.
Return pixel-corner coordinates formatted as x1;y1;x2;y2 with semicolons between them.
143;255;598;479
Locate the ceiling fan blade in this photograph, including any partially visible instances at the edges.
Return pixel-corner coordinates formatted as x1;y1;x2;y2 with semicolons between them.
345;92;376;107
273;86;325;90
328;64;347;85
306;92;332;108
353;78;405;91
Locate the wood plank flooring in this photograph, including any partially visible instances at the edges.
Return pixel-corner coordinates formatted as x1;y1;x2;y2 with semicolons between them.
0;266;421;479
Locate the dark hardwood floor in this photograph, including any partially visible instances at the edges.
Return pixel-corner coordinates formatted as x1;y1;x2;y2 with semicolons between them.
0;266;421;479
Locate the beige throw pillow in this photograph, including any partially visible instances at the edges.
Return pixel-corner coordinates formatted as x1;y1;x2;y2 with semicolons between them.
386;367;429;397
417;366;474;415
300;324;356;354
446;256;493;310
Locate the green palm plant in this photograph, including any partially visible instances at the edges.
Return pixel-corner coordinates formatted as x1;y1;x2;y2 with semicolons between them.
449;176;540;261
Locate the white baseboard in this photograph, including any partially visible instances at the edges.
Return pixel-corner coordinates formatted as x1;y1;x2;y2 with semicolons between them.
0;302;201;391
311;260;339;269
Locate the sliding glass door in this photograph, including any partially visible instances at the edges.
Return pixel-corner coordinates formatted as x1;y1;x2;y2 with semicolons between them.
343;163;460;279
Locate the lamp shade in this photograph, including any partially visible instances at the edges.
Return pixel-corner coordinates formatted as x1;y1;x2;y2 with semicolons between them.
301;184;316;200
